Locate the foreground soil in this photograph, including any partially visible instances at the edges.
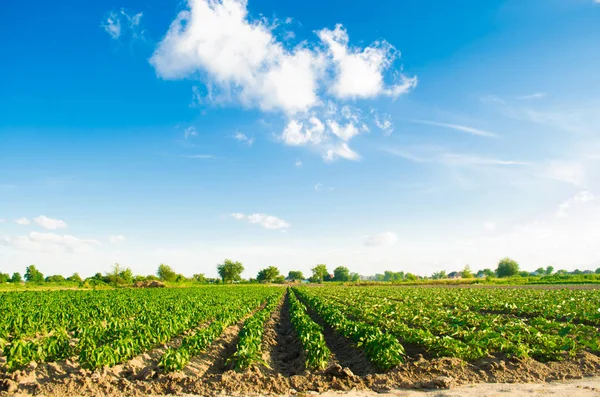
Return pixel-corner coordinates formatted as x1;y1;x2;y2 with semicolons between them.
1;350;600;396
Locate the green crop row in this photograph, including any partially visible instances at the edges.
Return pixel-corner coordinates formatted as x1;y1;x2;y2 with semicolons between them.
229;290;285;370
293;288;405;370
288;290;330;370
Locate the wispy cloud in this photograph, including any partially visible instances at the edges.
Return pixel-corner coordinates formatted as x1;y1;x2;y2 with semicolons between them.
383;146;527;167
518;92;546;100
34;216;68;230
101;9;143;40
295;160;303;167
410;119;499;138
184;127;198;139
229;212;290;230
15;218;31;225
234;132;254;146
365;232;398;247
182;154;216;159
109;235;127;243
556;191;595;218
541;161;586;186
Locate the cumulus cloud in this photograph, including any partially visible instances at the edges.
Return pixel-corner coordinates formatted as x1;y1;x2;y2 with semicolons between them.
2;232;101;254
318;24;416;99
151;0;415;161
109;235;127;243
15;218;31;225
102;9;143;40
365;232;398;247
556;191;595;218
234;132;254;146
230;212;290;230
33;215;68;230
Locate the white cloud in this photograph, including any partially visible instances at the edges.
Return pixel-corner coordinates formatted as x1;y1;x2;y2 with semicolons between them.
295;160;303;167
0;219;6;223
373;110;393;136
229;212;290;230
150;0;324;115
34;216;68;230
280;118;326;146
102;9;143;40
183;154;216;159
557;191;595;218
384;146;527;167
15;218;31;225
519;92;546;100
314;183;323;191
410;120;498;138
365;232;398;247
317;24;416;99
184;127;198;138
484;222;496;231
2;232;101;254
327;120;360;141
234;132;254;146
324;142;360;162
109;235;127;243
542;161;586;186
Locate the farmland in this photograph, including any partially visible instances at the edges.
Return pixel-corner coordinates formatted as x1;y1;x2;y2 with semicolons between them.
0;285;599;396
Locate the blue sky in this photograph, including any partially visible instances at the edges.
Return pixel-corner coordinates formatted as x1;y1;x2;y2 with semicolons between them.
1;0;600;278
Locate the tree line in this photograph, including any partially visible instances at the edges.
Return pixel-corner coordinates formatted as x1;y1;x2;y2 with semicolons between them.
2;257;599;286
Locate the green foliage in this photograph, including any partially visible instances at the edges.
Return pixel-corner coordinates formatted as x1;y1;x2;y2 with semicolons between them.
25;265;44;283
273;275;286;284
462;266;474;279
310;264;328;283
193;273;207;283
404;273;417;281
67;273;83;283
104;263;134;285
157;264;178;282
10;272;22;283
45;274;66;283
496;257;520;278
287;270;304;281
333;266;350;282
288;290;330;369
217;259;244;283
256;266;280;283
0;273;9;283
431;270;447;280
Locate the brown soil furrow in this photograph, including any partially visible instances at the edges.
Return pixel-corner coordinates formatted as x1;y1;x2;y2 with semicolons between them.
261;291;305;376
297;295;378;376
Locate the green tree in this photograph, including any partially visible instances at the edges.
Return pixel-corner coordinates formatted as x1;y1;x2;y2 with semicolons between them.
535;267;545;275
105;263;134;285
350;272;360;282
257;266;280;283
405;273;418;281
273;275;286;284
310;264;329;283
157;264;178;282
431;270;447;280
10;272;22;283
45;275;66;283
287;270;304;281
24;265;44;283
0;273;9;283
496;257;520;278
193;273;207;283
462;265;474;279
217;259;244;283
67;273;83;283
546;266;554;276
333;266;351;281
595;267;600;274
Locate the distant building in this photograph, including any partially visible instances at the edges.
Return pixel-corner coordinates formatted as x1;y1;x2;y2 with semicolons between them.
448;271;462;279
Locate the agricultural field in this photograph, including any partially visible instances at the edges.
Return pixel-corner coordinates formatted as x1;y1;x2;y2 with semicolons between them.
0;285;599;396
